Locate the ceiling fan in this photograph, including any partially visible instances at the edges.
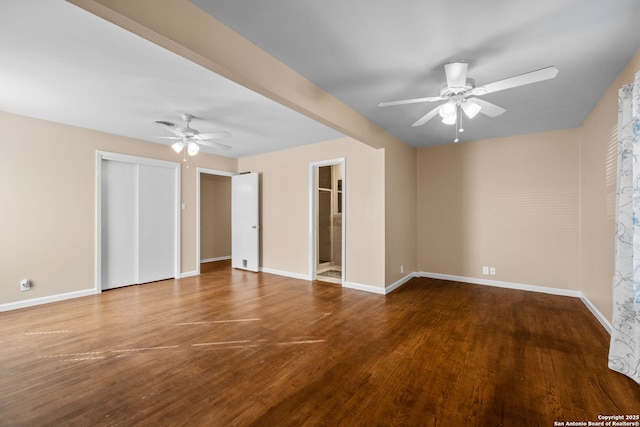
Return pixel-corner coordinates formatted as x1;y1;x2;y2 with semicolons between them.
378;62;559;141
154;113;232;156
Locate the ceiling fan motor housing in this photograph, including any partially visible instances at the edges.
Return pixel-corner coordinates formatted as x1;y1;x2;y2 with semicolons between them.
440;78;476;97
175;127;198;137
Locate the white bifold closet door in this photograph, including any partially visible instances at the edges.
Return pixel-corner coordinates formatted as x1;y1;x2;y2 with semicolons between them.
100;155;179;290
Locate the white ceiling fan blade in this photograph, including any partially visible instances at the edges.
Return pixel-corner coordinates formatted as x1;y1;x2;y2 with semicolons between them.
154;120;180;134
155;136;182;140
154;120;176;127
411;105;442;127
444;61;468;89
472;98;506;117
378;96;444;107
197;139;232;151
195;131;232;140
473;66;559;95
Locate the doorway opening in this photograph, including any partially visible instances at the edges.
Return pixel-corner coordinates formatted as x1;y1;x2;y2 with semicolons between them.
197;168;234;275
310;159;345;285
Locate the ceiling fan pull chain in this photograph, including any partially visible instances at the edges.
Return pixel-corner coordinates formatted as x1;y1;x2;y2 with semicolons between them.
454;105;460;143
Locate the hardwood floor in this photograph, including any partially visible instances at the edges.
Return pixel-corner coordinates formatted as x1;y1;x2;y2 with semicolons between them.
1;262;638;426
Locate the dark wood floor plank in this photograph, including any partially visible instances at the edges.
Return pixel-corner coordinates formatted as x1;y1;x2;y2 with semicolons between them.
1;263;638;426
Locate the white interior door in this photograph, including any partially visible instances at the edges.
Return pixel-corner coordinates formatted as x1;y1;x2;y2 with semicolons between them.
232;172;259;272
101;159;137;290
138;164;177;283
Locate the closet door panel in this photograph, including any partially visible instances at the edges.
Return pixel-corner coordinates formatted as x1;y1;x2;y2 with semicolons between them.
101;160;137;290
138;164;176;283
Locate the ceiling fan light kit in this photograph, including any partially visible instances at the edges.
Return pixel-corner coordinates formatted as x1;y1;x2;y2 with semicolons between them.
439;101;456;121
441;113;457;125
379;62;559;142
154;113;232;157
187;141;200;156
462;99;481;119
171;141;185;153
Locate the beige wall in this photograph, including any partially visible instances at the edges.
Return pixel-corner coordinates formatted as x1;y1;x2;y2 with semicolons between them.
580;48;640;320
239;137;386;288
200;174;231;260
70;0;420;290
384;140;417;285
9;1;637;316
416;48;640;322
0;111;236;305
417;128;581;290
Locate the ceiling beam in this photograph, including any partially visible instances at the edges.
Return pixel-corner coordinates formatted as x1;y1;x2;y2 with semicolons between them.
67;0;406;151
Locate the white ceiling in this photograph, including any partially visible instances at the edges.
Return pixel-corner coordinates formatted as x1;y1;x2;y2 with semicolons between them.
192;0;640;146
1;1;639;157
0;1;342;158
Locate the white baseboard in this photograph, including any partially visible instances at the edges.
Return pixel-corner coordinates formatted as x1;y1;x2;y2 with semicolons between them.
418;271;583;297
260;267;311;281
201;256;231;263
0;270;612;334
0;289;97;312
180;270;199;278
385;273;418;294
329;273;416;295
344;281;386;294
259;268;388;294
418;271;612;334
580;296;612;333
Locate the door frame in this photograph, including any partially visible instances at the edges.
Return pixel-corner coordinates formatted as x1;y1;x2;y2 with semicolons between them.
309;158;346;285
196;167;236;275
96;151;181;292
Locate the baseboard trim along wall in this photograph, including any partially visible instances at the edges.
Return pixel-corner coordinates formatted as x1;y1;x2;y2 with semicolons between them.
344;281;386;294
418;271;612;333
580;296;613;334
260;267;311;281
201;256;231;263
0;288;97;312
384;273;418;295
0;268;613;335
180;271;199;278
418;271;583;297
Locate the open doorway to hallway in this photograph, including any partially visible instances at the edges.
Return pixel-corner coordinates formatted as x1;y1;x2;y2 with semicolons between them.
198;168;234;274
311;160;345;285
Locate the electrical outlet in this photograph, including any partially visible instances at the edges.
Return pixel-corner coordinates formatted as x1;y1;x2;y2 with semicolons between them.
482;266;489;275
400;265;404;274
20;279;31;291
490;267;496;275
